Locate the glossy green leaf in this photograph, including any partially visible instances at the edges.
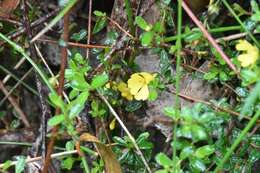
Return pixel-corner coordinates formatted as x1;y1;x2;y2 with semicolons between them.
155;153;172;168
91;74;109;89
180;146;194;160
135;16;152;31
163;107;179;120
125;101;142;112
159;49;171;75
49;93;65;109
195;145;215;159
189;157;206;172
61;157;76;170
48;114;65;126
191;125;208;141
68;91;89;118
204;70;218;80
71;29;87;41
113;136;127;146
140;31;154;46
94;10;106;17
241;69;258;86
93;17;107;34
3;160;12;171
219;71;228;81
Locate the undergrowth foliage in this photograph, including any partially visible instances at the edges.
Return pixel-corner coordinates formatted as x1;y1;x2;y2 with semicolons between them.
0;0;260;173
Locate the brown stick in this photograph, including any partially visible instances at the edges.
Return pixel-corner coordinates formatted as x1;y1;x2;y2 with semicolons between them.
0;80;30;127
86;0;92;59
181;1;239;74
42;11;70;173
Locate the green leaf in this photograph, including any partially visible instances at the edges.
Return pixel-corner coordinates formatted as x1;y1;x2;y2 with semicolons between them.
162;0;171;5
140;31;154;46
15;156;26;173
189;157;206;172
48;114;65;126
136;132;153;149
153;22;165;33
3;160;12;171
163;107;179;120
94;10;106;17
148;88;158;101
180;146;194;160
125;101;142;112
195;145;215;159
160;49;171;75
191;125;208;141
65;141;75;151
135;16;152;31
113;136;127;146
155;170;168;173
69;89;79;100
181;107;193;122
93;17;107;34
49;93;65;110
204;70;218;80
91;74;109;89
71;29;87;41
61;157;76;170
155;153;172;168
219;71;228;81
68;91;89;118
67;72;90;91
199;112;216;123
241;69;258;86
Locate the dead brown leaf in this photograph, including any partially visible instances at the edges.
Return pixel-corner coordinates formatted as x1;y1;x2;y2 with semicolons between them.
80;133;122;173
0;0;20;18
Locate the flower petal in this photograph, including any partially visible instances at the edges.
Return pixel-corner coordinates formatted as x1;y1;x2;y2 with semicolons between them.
236;40;253;51
128;73;145;95
140;72;155;84
134;85;149;101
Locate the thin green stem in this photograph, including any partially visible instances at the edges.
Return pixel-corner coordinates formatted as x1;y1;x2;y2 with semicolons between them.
221;0;260;48
124;0;135;35
164;25;242;42
81;156;90;173
173;0;182;168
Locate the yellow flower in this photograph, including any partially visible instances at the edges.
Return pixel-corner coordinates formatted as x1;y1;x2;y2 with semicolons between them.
127;72;155;101
117;82;133;101
236;40;259;67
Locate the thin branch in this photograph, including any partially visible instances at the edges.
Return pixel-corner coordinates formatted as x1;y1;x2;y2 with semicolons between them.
0;80;30;127
42;10;70;173
0;150;79;169
181;1;239;74
86;0;92;59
